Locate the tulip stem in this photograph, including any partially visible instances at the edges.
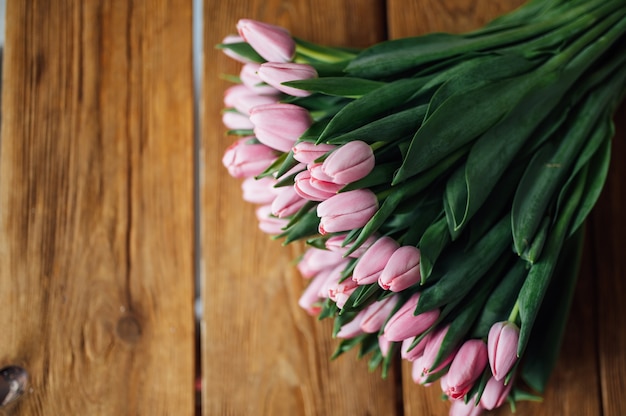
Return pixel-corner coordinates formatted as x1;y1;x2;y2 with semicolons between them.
508;301;520;325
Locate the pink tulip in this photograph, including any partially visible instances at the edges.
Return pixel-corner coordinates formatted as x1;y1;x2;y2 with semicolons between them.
222;138;278;178
379;245;421;292
317;189;379;235
222;111;254;130
250;103;312;152
293;141;336;164
221;35;255;63
271;186;307;218
317;260;351;299
360;296;398;333
240;63;279;95
325;234;377;259
383;293;440;342
294;170;336;201
224;84;278;115
322;141;375;185
328;278;358;309
378;333;393;357
411;357;434;386
488;321;520;381
444;340;488;400
449;399;485;416
255;205;288;235
298;270;331;315
241;176;277;204
258;62;318;97
336;313;365;339
420;325;456;376
480;376;513;410
352;236;399;285
236;19;295;63
401;333;430;362
308;163;344;194
297;247;345;278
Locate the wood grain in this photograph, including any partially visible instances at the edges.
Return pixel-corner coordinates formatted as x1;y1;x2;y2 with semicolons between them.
0;1;195;414
202;1;401;415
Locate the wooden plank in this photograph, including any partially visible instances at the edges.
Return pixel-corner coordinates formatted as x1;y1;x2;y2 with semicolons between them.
386;1;609;415
0;1;195;414
202;1;400;415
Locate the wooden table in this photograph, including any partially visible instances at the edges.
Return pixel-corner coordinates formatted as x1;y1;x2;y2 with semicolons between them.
0;0;624;415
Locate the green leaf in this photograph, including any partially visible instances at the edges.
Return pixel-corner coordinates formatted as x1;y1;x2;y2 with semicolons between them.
276;210;320;245
216;41;264;63
418;217;451;283
340;162;399;192
282;77;385;98
331;333;368;359
317;77;430;143
414;214;511;314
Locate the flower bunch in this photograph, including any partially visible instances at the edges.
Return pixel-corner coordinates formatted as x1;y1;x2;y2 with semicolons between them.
218;2;626;414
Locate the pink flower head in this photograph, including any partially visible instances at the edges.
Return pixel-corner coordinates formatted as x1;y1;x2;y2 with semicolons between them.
236;19;295;63
250;103;312;152
271;186;307;218
378;333;393;357
241;176;277;204
222;138;278;178
298;270;331;315
293;141;336;164
383;293;440;342
322;141;375;185
325;234;378;259
449;399;485;416
444;340;488;400
336;314;365;339
411;357;433;386
401;333;430;362
488;321;520;381
240;63;279;95
258;62;318;97
359;296;398;333
221;34;255;63
379;245;421;292
352;236;399;285
223;84;278;115
255;205;288;235
294;170;336;201
308;163;344;194
480;376;513;410
328;278;359;309
317;189;378;235
317;260;351;299
420;324;456;376
297;247;345;279
222;110;255;130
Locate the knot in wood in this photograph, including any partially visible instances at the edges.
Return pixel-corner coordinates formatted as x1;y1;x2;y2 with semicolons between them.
116;316;142;344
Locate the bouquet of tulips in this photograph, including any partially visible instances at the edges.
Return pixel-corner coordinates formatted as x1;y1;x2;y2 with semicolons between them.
219;0;626;414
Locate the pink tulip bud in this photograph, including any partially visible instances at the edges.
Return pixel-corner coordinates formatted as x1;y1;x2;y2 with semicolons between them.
240;63;279;95
383;293;440;342
352;236;399;285
250;103;312;152
360;296;398;333
241;176;277;204
379;245;421;292
308;163;344;194
329;278;358;309
222;111;254;130
293;141;336;164
378;333;393;357
325;234;377;259
480;376;513;410
401;333;430;362
222;138;278;178
297;247;345;278
258;62;318;97
271;186;307;218
294;170;336;201
411;357;434;386
236;19;295;63
255;205;288;235
298;270;331;315
336;314;365;339
449;398;485;416
444;340;488;400
487;321;520;381
322;141;375;185
224;84;278;115
221;35;256;63
420;325;456;376
317;189;379;235
317;260;351;299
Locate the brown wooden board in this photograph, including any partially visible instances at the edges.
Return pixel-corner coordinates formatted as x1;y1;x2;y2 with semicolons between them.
0;1;195;414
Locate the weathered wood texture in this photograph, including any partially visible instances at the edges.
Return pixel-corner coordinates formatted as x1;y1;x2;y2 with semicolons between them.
204;0;626;415
0;1;195;415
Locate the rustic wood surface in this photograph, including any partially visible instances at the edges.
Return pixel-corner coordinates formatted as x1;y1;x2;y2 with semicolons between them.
0;1;195;415
204;1;626;416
